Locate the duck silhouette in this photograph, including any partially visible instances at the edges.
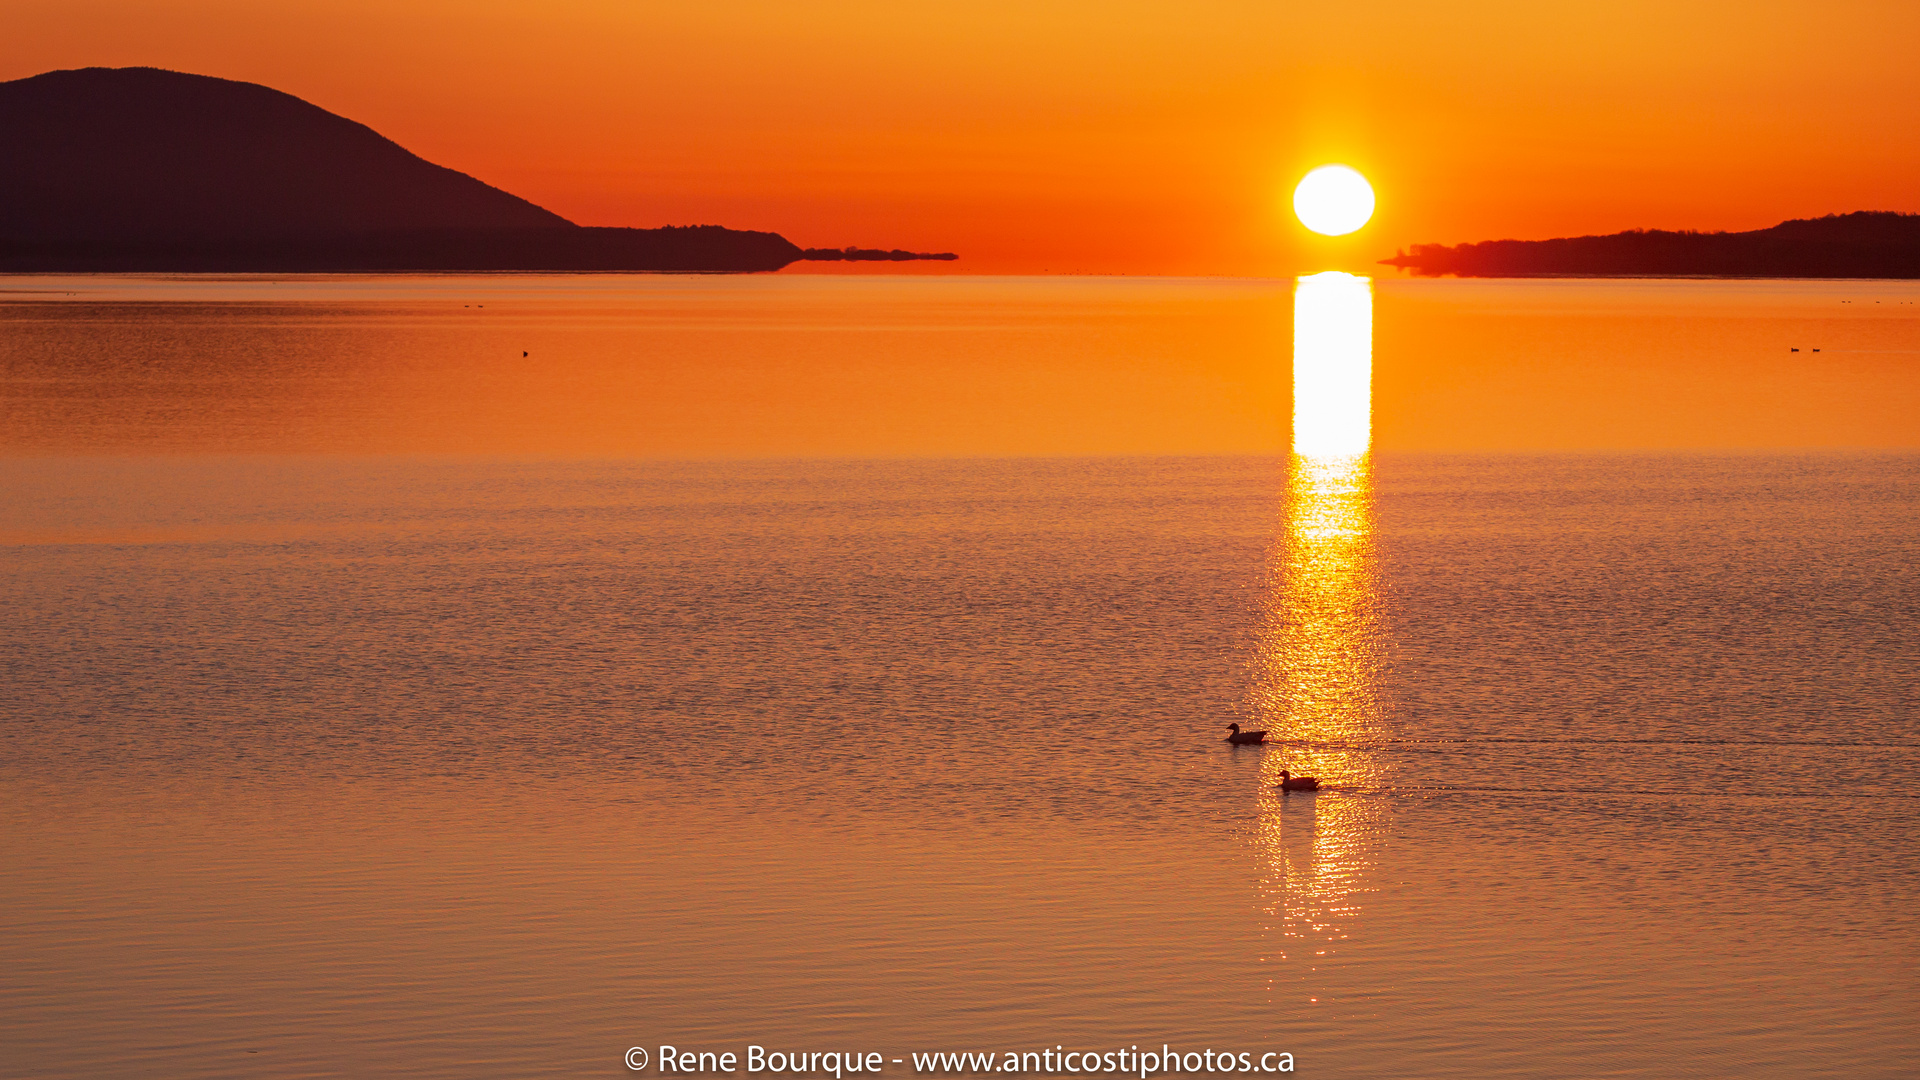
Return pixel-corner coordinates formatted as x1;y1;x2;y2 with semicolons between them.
1277;769;1320;792
1225;723;1267;745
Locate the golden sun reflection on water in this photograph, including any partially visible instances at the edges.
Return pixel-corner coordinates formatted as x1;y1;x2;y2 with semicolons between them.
1252;273;1389;996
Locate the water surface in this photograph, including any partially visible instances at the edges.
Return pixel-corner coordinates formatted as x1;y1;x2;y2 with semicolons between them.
2;275;1915;1079
4;274;1917;456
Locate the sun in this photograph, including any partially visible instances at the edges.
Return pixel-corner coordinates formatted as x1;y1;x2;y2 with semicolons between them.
1293;165;1375;236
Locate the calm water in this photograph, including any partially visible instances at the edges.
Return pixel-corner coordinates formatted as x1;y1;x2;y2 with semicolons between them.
2;276;1917;1079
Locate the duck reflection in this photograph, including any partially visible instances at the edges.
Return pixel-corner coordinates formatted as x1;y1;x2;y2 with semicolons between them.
1252;273;1389;994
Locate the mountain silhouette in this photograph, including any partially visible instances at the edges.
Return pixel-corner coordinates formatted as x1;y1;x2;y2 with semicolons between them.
0;67;954;272
1383;212;1920;279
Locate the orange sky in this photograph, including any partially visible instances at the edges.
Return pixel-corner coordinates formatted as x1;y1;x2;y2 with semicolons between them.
7;0;1918;274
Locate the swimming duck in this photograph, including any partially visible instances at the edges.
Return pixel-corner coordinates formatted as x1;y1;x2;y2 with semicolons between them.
1277;769;1320;792
1225;723;1268;745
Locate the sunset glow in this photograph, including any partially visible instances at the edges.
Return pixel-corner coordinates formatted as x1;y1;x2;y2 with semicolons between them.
1293;166;1375;237
1256;445;1387;957
3;3;1918;1075
1291;271;1372;457
4;1;1914;273
1253;274;1386;971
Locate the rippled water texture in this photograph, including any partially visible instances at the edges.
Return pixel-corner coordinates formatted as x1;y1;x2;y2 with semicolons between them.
2;275;1916;1079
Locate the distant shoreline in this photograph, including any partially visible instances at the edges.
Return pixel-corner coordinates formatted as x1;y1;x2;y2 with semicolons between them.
1382;212;1920;279
0;227;957;274
2;66;954;274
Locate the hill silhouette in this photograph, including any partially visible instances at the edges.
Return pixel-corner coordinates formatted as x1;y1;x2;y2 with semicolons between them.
1383;212;1920;279
0;67;953;272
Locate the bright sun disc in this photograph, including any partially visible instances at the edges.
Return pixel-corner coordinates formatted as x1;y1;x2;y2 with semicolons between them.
1293;165;1375;236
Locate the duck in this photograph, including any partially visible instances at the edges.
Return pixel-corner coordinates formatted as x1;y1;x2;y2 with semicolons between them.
1225;723;1268;745
1277;769;1320;792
